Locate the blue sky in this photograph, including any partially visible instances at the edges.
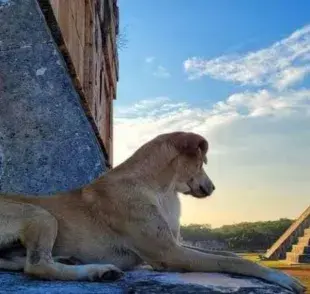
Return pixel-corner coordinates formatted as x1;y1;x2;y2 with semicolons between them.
113;1;310;227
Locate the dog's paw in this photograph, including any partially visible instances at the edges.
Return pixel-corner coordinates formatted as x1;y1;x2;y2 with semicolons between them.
86;264;124;282
266;269;306;293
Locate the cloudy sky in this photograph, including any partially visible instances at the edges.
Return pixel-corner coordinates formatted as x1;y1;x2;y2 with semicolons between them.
114;0;310;228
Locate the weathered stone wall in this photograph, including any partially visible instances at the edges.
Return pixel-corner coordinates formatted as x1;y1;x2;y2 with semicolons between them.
0;0;109;194
181;239;229;251
49;0;119;166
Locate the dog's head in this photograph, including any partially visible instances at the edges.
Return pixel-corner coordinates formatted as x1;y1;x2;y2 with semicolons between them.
168;132;215;198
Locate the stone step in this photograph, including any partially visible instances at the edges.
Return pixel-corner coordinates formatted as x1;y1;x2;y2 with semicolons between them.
298;254;310;263
286;252;310;263
291;245;310;254
297;236;310;246
304;228;310;236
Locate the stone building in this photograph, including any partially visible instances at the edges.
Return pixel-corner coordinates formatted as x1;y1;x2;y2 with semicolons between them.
181;238;229;251
0;0;119;194
264;205;310;263
49;0;119;166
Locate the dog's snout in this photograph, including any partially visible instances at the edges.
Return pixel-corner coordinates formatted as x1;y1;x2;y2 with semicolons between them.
199;181;215;196
199;185;209;195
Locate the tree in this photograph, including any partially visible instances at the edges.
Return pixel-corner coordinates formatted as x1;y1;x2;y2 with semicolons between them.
180;218;294;251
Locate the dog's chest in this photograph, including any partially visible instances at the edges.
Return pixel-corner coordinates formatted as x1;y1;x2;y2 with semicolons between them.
159;194;181;239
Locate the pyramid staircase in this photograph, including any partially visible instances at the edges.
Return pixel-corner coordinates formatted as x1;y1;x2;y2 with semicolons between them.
286;227;310;263
264;205;310;262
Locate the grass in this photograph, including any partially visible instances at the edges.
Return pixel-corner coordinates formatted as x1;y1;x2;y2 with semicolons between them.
241;253;310;293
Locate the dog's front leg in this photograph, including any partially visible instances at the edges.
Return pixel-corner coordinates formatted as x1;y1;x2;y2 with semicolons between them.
152;244;305;293
128;214;305;293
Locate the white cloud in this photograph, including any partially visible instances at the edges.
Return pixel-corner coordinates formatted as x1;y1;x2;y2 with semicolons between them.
115;96;187;118
114;89;310;165
145;56;155;63
273;66;310;90
215;88;310;117
184;24;310;89
153;65;171;78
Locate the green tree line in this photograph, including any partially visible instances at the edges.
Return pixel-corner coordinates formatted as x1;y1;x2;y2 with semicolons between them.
180;218;294;252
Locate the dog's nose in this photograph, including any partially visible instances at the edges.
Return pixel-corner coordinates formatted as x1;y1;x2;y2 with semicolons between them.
199;185;208;195
200;185;215;196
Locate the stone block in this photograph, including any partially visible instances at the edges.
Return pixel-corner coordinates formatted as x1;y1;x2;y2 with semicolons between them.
0;270;296;293
0;0;108;195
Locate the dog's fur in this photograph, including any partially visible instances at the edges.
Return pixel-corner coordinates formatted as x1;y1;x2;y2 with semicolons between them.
0;132;305;292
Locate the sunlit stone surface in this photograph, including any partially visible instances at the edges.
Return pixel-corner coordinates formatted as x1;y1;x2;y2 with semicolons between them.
0;270;293;293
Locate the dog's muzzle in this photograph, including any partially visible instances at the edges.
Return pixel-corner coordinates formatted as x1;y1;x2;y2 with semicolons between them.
185;179;215;198
199;183;215;196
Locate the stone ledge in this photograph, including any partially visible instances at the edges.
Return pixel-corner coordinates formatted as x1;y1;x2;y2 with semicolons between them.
0;270;294;293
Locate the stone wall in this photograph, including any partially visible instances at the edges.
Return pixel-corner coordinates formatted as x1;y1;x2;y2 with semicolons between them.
49;0;119;166
0;0;111;194
181;239;228;251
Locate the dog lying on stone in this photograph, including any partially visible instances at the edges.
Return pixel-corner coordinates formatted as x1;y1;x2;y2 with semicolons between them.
0;131;305;293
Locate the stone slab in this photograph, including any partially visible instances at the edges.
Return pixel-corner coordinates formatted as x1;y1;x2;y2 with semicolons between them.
0;270;294;294
0;0;107;194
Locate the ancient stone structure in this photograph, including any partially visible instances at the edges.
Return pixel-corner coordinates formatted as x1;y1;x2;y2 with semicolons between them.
49;0;119;165
265;206;310;263
286;227;310;263
181;239;228;251
0;0;118;195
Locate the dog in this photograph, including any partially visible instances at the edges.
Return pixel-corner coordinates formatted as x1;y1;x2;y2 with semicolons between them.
0;131;305;293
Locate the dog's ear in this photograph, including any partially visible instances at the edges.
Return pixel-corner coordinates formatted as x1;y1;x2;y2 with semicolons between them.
170;132;208;156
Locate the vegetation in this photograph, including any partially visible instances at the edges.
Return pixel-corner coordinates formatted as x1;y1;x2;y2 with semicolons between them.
180;218;294;252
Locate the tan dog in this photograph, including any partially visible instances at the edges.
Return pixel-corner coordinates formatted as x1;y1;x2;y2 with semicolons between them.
0;131;305;293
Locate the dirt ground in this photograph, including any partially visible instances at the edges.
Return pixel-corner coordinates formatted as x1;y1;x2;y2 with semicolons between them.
241;253;310;293
282;269;310;294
